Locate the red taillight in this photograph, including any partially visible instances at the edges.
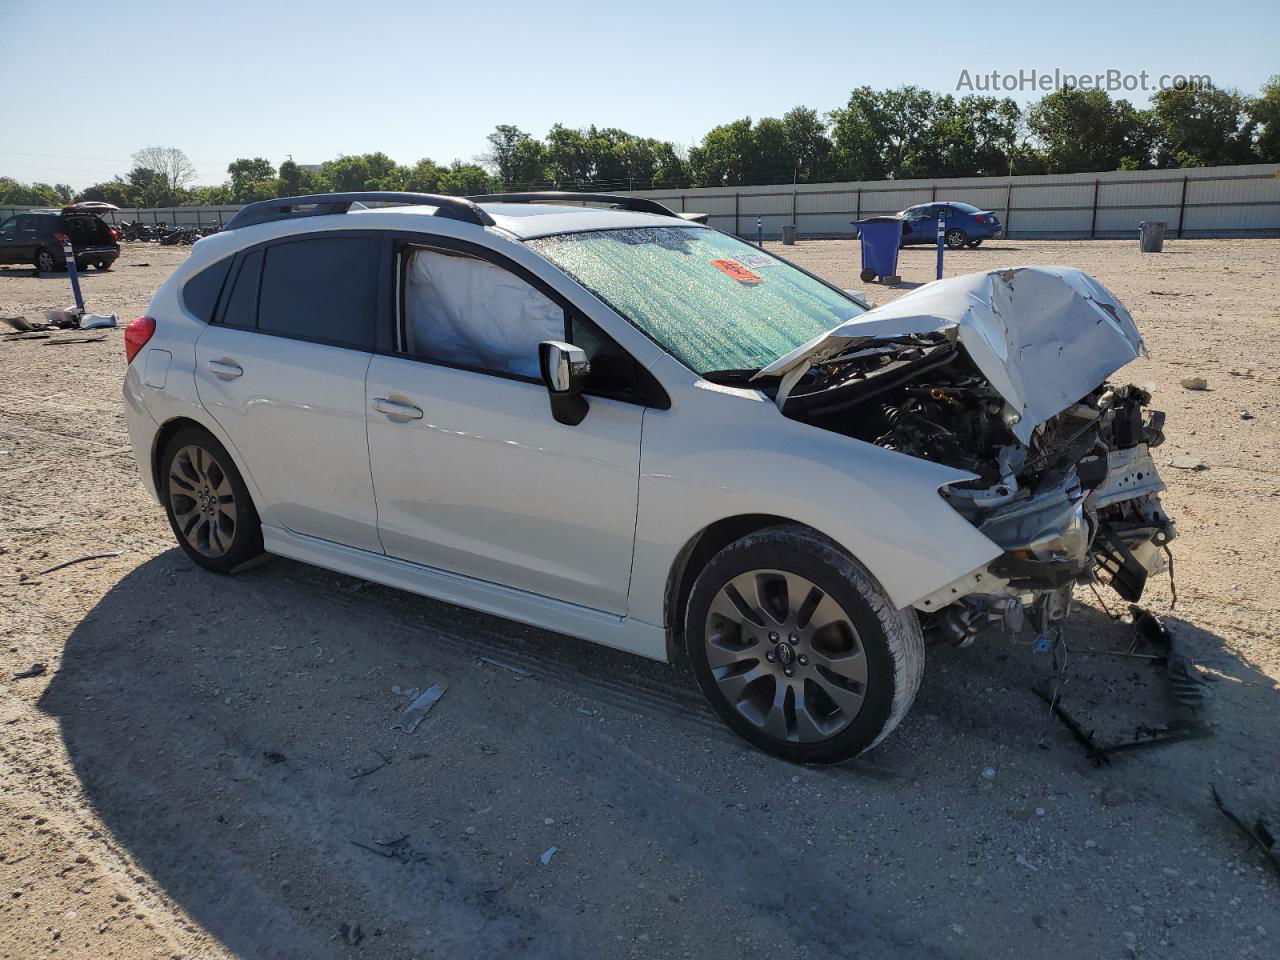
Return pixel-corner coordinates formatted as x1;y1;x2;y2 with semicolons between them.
109;227;120;240
53;231;69;245
974;214;986;223
125;316;156;364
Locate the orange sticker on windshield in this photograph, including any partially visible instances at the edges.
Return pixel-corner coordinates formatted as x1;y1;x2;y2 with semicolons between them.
711;259;763;285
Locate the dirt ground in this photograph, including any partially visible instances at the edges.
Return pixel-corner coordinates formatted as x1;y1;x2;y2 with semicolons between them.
1;237;1277;960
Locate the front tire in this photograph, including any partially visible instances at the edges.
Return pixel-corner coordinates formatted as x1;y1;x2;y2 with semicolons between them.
685;525;925;763
945;229;967;249
160;427;263;574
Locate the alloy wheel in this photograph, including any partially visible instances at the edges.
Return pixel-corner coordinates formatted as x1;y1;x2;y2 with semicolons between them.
168;444;238;558
945;229;966;248
36;250;54;272
704;570;867;743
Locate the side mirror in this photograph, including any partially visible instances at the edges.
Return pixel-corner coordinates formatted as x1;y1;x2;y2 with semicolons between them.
538;340;591;426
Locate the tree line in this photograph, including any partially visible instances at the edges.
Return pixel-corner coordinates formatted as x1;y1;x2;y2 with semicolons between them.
3;79;1278;210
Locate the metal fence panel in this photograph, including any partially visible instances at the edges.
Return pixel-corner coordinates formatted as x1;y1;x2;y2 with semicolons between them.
1094;205;1181;236
623;163;1280;239
4;164;1277;240
1184;200;1280;234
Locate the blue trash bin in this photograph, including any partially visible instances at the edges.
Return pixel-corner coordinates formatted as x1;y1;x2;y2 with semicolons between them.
854;216;904;282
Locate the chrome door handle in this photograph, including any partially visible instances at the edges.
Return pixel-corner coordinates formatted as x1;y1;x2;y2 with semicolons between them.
206;359;243;380
374;397;424;421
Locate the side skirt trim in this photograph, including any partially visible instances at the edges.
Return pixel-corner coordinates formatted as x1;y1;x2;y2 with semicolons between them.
261;525;669;662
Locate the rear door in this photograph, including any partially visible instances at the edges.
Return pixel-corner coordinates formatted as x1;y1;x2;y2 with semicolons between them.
193;232;386;552
364;237;645;614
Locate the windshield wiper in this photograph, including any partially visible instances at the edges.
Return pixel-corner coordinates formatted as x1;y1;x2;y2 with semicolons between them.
700;367;764;384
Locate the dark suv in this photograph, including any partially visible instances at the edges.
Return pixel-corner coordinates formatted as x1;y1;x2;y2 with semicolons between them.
0;205;120;273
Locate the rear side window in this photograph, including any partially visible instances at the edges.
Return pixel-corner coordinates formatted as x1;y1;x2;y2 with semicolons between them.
221;249;263;329
182;258;233;323
258;236;379;349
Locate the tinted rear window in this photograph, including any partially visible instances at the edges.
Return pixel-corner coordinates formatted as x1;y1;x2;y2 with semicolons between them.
257;236;379;349
182;258;233;323
221;249;263;329
63;216;111;243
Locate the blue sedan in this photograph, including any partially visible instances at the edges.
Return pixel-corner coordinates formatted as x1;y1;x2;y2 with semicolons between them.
898;201;1002;249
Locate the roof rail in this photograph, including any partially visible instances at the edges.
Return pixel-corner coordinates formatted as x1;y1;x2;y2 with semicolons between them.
222;192;496;231
467;191;680;218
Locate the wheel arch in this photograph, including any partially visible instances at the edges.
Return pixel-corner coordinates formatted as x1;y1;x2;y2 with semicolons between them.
664;513;831;661
151;416;257;509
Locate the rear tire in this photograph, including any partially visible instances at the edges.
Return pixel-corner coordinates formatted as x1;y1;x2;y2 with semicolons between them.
685;525;925;763
34;248;55;273
945;229;967;249
160;427;263;574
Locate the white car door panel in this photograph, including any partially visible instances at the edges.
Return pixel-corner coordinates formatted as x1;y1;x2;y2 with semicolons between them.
365;357;642;614
194;326;380;551
191;232;384;552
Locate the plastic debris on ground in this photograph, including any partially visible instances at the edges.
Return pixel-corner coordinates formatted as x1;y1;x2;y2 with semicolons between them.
1034;606;1212;765
392;683;448;733
349;749;391;779
540;846;559;865
18;551;121;582
45;306;84;328
78;313;118;329
477;656;531;678
350;835;430;864
1211;786;1280;879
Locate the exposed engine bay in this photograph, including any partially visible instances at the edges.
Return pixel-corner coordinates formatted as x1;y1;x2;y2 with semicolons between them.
755;267;1177;648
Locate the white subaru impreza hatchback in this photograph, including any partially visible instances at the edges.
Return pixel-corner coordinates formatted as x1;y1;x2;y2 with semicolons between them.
123;191;1175;762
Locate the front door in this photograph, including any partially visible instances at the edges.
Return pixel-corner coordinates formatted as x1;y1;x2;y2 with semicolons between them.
365;241;643;614
902;207;931;244
0;215;38;265
193;234;384;552
0;216;18;264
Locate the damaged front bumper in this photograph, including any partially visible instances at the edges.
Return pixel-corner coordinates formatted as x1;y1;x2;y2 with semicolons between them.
916;440;1176;646
760;266;1179;649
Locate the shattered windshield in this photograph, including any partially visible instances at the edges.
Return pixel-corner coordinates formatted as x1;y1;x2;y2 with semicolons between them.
526;227;864;374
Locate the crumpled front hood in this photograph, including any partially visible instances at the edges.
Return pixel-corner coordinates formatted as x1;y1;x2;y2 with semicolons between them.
756;266;1146;444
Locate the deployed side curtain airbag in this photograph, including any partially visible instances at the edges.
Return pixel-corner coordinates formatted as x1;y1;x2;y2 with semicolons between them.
404;248;563;378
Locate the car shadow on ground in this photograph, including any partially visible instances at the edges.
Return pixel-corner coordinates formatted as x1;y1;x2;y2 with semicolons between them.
0;269;114;280
38;550;1275;959
898;245;1022;254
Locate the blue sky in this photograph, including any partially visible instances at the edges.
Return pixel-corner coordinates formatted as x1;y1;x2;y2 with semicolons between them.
2;0;1276;188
